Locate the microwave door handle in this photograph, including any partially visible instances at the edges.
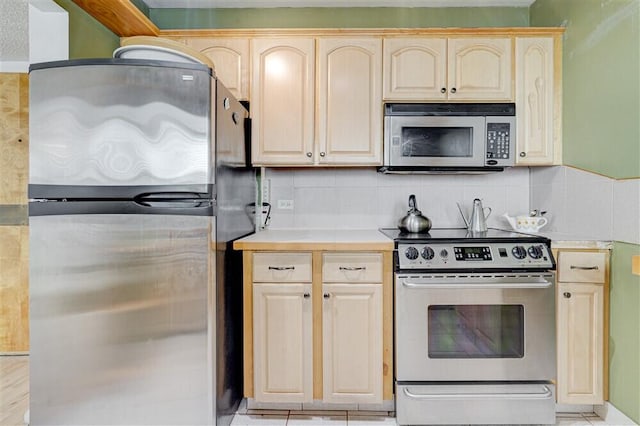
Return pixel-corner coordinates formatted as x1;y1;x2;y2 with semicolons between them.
400;279;552;290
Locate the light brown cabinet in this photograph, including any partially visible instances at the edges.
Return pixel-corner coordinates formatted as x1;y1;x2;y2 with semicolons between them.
250;37;382;166
166;28;564;169
242;249;392;406
253;282;313;403
316;38;383;166
252;252;314;402
383;37;513;101
250;38;316;166
321;253;383;404
556;250;609;405
515;36;562;165
185;37;250;101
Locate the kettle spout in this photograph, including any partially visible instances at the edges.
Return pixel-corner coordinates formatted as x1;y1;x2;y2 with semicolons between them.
456;202;470;229
502;213;517;229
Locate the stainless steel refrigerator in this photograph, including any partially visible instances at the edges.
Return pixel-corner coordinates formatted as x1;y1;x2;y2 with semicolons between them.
28;59;255;425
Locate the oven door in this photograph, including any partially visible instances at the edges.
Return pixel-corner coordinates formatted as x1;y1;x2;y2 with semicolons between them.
385;115;485;168
395;273;556;382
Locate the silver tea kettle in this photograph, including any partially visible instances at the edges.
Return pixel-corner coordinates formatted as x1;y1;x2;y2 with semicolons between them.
398;194;432;233
469;198;492;233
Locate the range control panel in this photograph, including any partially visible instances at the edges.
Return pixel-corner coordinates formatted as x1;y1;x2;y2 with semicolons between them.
397;242;554;270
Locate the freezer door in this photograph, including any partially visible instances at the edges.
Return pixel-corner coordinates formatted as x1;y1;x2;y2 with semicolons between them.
29;214;216;425
29;60;212;188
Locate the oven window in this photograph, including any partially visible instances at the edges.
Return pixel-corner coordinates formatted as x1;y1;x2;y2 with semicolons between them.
401;127;473;157
427;305;524;358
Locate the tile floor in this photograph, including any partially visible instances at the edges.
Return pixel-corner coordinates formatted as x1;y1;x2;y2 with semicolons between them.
230;409;610;426
1;355;617;426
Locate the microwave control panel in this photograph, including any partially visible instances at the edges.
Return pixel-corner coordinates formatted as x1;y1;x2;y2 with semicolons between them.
486;122;511;161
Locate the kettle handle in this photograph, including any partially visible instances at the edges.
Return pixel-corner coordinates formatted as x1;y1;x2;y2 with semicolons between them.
484;207;492;219
408;194;417;211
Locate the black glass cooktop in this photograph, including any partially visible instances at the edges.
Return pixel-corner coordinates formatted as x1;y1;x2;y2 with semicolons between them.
379;227;550;244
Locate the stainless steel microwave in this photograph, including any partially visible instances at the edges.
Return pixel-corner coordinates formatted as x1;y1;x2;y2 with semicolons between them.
380;103;516;173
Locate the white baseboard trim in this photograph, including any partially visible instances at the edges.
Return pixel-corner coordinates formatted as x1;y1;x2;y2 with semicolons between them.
594;401;638;425
556;403;594;413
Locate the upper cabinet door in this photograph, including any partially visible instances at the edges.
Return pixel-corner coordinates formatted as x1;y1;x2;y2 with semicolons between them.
186;38;250;101
251;38;315;166
317;38;383;165
515;37;560;165
448;38;513;101
383;38;447;100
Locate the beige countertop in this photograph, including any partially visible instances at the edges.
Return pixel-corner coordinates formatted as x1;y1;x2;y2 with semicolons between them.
233;228;612;251
232;229;394;251
537;232;614;250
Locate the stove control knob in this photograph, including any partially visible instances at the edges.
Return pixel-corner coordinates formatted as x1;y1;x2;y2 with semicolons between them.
405;246;419;260
528;245;544;259
421;247;435;260
440;249;449;258
512;246;527;259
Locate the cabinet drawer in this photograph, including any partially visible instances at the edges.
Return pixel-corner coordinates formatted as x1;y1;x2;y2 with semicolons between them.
253;252;312;283
322;252;383;283
558;251;606;283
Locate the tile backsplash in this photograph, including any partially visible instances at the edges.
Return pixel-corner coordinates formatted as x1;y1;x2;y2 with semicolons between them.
530;166;640;245
264;167;531;231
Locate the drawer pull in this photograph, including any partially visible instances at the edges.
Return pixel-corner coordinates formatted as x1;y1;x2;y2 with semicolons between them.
323;293;330;299
563;292;572;298
268;266;295;271
570;265;599;271
339;266;366;271
303;293;310;299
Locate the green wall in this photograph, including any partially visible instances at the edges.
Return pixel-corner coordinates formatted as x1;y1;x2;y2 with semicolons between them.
531;1;640;420
609;242;640;424
530;0;640;179
149;7;528;29
53;0;120;59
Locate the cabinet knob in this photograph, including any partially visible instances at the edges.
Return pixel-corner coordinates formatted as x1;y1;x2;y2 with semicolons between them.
306;152;313;158
323;293;330;299
563;292;572;299
303;293;311;299
450;87;457;94
319;152;326;157
440;87;446;94
519;152;527;157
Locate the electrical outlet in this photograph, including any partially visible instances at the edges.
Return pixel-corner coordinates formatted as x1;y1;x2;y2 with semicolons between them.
277;199;294;210
262;178;271;204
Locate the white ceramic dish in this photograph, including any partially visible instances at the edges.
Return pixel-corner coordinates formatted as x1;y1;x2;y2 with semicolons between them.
113;45;206;66
502;213;548;233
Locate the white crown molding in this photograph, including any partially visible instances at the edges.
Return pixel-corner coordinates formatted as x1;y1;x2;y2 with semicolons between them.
143;0;535;8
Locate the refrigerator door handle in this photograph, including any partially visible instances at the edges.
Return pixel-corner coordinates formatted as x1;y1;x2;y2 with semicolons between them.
134;192;211;201
133;192;213;208
133;192;214;209
134;199;214;209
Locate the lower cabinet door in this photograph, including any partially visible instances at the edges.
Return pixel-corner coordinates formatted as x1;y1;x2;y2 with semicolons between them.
322;283;383;404
253;283;313;403
557;281;604;404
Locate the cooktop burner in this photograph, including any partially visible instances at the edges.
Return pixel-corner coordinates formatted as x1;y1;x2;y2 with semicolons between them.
379;227;548;242
380;228;555;271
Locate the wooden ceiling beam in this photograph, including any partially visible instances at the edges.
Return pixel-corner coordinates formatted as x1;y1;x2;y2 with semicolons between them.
71;0;159;37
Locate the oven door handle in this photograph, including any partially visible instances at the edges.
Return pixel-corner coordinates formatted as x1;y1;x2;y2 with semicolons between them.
403;385;553;400
400;279;553;289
